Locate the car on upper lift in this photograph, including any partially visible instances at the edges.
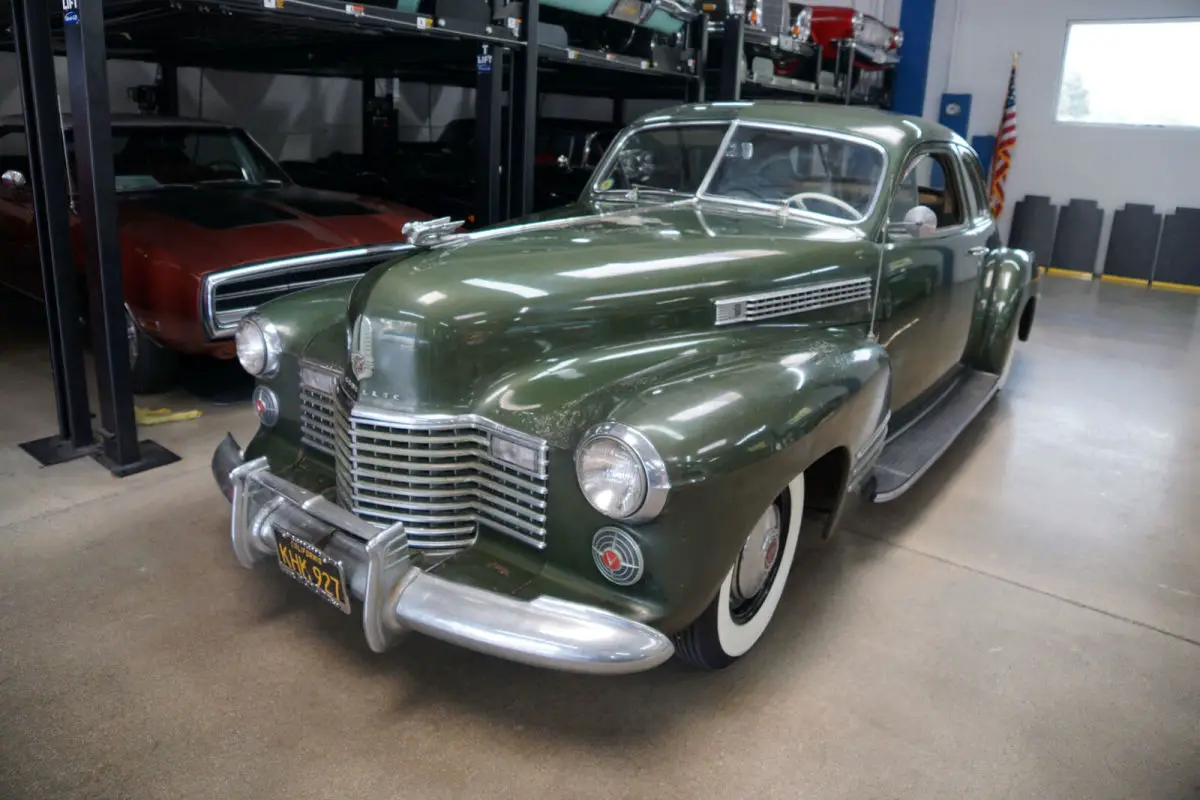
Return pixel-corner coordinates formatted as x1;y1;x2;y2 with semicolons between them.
0;114;433;394
780;4;903;103
702;0;818;83
284;117;623;225
211;101;1040;675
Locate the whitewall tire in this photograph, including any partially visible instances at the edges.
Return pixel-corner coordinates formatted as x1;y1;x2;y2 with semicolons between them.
675;472;805;669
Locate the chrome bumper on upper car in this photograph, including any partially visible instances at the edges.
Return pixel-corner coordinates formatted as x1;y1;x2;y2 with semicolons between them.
210;434;675;674
852;41;900;65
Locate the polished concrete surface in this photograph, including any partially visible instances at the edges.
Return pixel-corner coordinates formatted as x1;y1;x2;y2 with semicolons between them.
0;278;1197;799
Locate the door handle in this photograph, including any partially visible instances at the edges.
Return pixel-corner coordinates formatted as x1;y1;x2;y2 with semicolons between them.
967;246;989;256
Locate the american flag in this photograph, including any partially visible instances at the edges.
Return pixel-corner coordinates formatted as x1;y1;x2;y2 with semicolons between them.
988;58;1018;219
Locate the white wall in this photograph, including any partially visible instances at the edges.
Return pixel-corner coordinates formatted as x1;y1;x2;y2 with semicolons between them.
0;52;158;117
924;0;1200;271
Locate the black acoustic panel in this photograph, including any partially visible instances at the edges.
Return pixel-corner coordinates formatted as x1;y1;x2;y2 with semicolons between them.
1051;198;1104;275
1008;195;1057;267
1103;203;1161;281
1152;207;1200;286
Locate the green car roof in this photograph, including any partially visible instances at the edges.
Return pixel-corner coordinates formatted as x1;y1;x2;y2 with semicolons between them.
630;101;966;155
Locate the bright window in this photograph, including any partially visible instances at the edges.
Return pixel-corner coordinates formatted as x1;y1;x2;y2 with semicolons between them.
1057;19;1200;128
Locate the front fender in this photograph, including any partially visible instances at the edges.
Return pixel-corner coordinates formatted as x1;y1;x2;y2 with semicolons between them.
468;326;889;634
966;247;1035;374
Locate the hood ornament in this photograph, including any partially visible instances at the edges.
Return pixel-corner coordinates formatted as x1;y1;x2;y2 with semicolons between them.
403;216;464;247
349;315;374;381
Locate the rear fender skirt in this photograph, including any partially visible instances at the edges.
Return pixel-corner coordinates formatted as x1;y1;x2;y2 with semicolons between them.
965;247;1035;374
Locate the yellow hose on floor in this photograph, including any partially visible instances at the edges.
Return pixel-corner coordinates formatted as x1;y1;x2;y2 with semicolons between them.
134;407;204;426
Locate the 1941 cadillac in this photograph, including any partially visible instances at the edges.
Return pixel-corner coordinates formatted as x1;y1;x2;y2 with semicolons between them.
211;102;1040;673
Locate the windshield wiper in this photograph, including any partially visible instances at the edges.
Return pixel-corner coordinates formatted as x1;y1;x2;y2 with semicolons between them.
628;183;682;202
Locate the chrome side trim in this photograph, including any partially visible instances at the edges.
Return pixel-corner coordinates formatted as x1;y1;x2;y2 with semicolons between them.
199;242;413;339
713;276;873;325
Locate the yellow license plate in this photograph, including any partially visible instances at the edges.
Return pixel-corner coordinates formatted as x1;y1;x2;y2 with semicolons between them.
275;529;351;614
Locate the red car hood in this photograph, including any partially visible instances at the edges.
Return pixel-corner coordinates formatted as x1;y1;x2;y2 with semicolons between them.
116;184;430;276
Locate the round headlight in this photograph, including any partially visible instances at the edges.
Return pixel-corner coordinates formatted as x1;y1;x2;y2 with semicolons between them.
234;314;281;377
576;422;671;523
891;28;904;49
850;10;864;36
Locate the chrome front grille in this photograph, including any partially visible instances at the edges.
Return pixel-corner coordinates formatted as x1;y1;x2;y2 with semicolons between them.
201;244;411;338
298;374;549;553
299;361;342;456
714;277;873;325
299;387;338;455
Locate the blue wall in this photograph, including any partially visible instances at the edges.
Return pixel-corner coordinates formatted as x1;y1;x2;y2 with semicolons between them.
891;0;936;117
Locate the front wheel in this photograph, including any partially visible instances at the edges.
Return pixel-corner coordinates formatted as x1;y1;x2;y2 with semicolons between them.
127;310;179;395
674;473;804;670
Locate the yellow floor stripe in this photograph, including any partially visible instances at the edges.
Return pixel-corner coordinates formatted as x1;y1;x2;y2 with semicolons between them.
1045;267;1094;280
1150;281;1200;295
1099;275;1150;287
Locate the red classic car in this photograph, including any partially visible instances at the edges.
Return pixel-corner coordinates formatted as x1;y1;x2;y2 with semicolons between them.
802;4;901;68
771;4;901;99
0;114;431;393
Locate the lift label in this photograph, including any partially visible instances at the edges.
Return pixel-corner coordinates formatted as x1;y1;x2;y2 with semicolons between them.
62;0;79;24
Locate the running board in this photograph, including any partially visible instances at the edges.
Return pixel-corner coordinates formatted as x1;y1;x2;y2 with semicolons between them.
870;369;1000;503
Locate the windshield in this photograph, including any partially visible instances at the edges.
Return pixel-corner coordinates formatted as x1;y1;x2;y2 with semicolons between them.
593;122;885;222
594;124;728;196
83;126;288;192
0;124;289;194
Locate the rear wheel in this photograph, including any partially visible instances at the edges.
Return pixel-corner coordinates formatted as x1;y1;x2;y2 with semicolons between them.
674;473;804;670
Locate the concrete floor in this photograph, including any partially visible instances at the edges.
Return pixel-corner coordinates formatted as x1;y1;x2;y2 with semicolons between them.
0;278;1197;800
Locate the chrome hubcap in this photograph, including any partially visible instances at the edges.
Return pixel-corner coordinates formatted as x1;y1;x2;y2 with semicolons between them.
732;504;782;602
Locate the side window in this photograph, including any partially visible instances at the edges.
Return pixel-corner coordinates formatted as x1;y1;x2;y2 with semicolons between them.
958;148;991;219
890;150;968;230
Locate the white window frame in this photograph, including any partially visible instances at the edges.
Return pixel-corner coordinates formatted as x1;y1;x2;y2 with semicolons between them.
1054;17;1200;131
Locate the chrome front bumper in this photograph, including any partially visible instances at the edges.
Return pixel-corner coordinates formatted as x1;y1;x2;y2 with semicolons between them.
211;435;674;675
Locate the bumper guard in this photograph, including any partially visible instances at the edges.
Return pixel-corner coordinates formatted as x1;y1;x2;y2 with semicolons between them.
211;434;674;674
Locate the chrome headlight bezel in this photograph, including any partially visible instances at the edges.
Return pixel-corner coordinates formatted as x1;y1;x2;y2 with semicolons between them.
234;313;282;378
575;422;671;524
891;28;904;49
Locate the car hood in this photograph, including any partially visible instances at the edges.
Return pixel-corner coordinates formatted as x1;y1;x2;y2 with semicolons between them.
330;199;880;411
116;184;428;276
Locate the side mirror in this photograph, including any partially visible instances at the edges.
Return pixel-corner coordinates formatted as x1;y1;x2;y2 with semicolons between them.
1;169;27;189
885;220;920;239
887;205;938;240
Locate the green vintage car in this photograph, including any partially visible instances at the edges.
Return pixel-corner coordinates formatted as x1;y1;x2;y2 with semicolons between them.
212;101;1040;674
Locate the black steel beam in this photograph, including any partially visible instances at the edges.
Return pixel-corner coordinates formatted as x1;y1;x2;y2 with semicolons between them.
689;13;708;103
63;0;178;476
361;67;377;162
612;96;626;126
717;15;743;101
474;43;504;228
158;62;178;115
509;0;538;217
10;0;95;465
